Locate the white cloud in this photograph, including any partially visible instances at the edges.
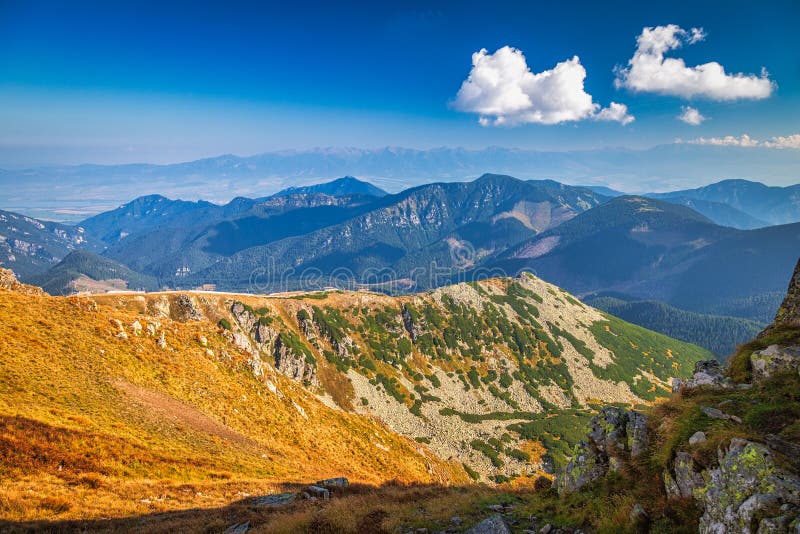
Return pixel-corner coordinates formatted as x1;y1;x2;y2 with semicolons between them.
677;105;706;125
763;134;800;149
615;25;774;100
682;133;800;148
454;46;633;126
595;102;635;125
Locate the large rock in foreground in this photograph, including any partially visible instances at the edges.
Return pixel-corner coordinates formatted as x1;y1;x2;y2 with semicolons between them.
698;438;800;534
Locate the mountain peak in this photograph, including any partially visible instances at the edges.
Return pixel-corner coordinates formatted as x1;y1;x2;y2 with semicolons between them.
274;176;387;198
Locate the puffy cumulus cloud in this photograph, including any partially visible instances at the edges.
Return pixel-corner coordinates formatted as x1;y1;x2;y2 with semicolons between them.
677;105;706;125
615;25;775;100
595;102;635;125
682;133;800;148
454;46;633;126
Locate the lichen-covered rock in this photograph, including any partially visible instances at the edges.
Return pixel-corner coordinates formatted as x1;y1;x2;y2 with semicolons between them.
672;452;705;499
557;440;607;495
626;411;649;459
750;344;800;382
557;407;648;495
697;438;800;534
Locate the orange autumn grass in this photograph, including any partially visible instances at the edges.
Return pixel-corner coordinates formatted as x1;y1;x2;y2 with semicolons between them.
0;287;466;523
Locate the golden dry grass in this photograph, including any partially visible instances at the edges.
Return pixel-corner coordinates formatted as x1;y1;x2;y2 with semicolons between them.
0;288;465;523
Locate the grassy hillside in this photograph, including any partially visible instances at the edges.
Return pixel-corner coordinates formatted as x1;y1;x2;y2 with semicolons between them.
587;295;764;359
88;272;710;482
0;268;713;527
0;277;463;523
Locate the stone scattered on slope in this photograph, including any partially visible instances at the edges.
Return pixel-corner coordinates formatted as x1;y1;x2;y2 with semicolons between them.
700;406;741;423
315;477;349;488
253;493;297;507
466;514;511;534
688;431;707;445
224;521;250;534
673;360;732;391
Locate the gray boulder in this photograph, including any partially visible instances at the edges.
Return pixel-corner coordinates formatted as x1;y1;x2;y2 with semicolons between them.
466;514;511;534
253;493;297;507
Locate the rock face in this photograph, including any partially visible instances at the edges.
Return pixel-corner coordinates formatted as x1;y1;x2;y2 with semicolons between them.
557;407;648;495
697;438;800;533
672;359;733;391
274;335;318;385
750;344;800;381
228;301;315;384
763;257;800;334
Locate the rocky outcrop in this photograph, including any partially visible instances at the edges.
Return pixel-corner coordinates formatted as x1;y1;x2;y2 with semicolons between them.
231;301;257;332
401;304;421;342
697;438;800;533
762;257;800;334
557;407;648;495
297;309;316;340
750;344;800;381
174;294;204;321
0;268;44;295
672;360;733;392
274;334;318;385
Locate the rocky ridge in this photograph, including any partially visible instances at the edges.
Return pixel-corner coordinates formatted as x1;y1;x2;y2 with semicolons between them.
87;271;710;482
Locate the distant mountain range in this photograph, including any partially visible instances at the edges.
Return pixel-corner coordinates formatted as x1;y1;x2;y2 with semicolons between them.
0;209;101;279
490;195;800;323
2;144;799;222
648;179;800;226
4;175;799;344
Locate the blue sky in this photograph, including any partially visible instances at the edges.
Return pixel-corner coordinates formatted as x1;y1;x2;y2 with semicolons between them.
0;0;798;166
